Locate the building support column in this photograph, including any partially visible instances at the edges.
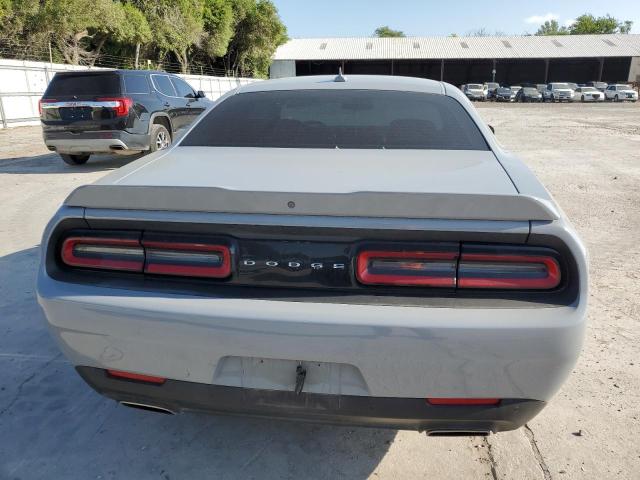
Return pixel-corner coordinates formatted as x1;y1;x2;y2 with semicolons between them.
391;59;394;75
544;59;550;83
440;59;444;81
598;58;604;82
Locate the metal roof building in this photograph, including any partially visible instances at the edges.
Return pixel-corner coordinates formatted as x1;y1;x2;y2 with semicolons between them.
270;34;640;85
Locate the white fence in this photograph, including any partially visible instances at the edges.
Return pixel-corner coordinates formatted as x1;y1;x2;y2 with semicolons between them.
0;58;259;128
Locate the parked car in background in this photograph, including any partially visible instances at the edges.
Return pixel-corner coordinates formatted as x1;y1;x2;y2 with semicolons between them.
587;81;608;92
484;82;500;100
515;87;543;102
566;83;580;102
575;86;605;102
39;69;212;165
604;84;638;102
37;75;588;435
495;87;516;102
543;83;574;102
464;83;486;101
510;86;522;94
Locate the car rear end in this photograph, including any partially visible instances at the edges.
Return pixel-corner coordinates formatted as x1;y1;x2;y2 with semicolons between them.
40;71;150;157
37;77;588;434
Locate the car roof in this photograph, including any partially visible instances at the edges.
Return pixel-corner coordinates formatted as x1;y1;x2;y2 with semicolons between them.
236;75;446;95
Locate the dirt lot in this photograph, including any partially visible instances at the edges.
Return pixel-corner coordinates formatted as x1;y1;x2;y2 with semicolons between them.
0;103;638;479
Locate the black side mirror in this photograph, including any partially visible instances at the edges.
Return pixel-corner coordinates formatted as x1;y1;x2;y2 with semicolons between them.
489;125;495;134
196;90;206;98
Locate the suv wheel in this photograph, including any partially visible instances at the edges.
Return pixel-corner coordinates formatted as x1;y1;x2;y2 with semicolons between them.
151;124;171;152
614;95;619;102
60;153;90;165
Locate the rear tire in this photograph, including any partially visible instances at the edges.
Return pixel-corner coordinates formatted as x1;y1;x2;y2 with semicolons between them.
60;153;90;165
150;124;172;152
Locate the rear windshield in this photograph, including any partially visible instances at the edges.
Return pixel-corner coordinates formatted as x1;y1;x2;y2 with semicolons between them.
46;73;121;96
181;90;489;150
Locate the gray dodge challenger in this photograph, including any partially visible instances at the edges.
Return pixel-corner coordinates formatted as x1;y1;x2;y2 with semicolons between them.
37;75;588;436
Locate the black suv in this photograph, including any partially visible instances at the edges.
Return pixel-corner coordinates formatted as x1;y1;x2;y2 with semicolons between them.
39;70;213;165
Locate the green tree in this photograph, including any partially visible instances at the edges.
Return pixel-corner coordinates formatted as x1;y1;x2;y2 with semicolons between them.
373;26;405;37
224;0;287;77
117;3;152;68
37;0;127;64
569;14;632;34
138;0;205;73
202;0;234;58
536;19;569;35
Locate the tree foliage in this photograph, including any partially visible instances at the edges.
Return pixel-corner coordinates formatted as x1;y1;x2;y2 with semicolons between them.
0;0;287;77
536;14;633;36
536;20;569;36
374;26;405;37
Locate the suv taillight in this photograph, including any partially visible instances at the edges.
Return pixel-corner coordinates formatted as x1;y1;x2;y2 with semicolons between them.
97;97;133;117
38;98;57;116
60;232;232;279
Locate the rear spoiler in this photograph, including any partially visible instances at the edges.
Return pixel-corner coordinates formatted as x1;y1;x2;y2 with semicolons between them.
65;185;559;222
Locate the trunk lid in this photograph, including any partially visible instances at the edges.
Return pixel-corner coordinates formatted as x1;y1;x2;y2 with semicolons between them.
66;147;558;221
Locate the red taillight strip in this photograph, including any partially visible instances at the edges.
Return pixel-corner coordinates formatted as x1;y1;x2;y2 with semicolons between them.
458;254;560;289
107;369;166;384
142;240;232;278
97;96;133;117
427;398;501;406
38;98;57;116
61;237;144;272
356;250;458;287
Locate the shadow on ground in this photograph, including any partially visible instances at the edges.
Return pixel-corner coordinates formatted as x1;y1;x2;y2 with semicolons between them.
0;153;142;174
0;247;396;479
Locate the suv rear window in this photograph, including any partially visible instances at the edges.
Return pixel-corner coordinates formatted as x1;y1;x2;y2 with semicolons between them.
124;75;150;94
181;90;489;150
46;73;121;96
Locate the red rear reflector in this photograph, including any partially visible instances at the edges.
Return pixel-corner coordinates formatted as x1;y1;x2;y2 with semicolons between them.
97;96;133;117
107;369;166;384
61;236;144;272
356;250;458;287
427;398;501;406
142;240;232;278
458;253;560;290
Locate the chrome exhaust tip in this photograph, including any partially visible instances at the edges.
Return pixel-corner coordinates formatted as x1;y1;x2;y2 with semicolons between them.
119;401;175;415
427;430;490;437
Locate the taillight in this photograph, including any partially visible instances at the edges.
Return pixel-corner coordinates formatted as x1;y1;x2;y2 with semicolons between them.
61;235;144;272
38;98;56;116
356;247;458;287
97;96;133;117
60;231;232;280
458;245;560;290
356;244;562;290
143;238;232;278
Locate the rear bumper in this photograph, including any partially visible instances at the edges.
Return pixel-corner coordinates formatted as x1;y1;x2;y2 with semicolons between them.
37;268;587;403
42;130;150;154
77;366;546;432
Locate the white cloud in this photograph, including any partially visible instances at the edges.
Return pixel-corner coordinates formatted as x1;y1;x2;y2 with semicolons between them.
524;13;559;25
563;19;576;27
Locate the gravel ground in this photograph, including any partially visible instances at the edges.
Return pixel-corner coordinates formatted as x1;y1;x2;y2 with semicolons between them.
0;102;638;479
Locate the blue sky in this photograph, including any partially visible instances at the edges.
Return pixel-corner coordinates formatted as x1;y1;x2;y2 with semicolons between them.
272;0;640;37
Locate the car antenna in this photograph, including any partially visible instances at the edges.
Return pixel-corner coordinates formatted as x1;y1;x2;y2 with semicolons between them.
334;67;346;82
